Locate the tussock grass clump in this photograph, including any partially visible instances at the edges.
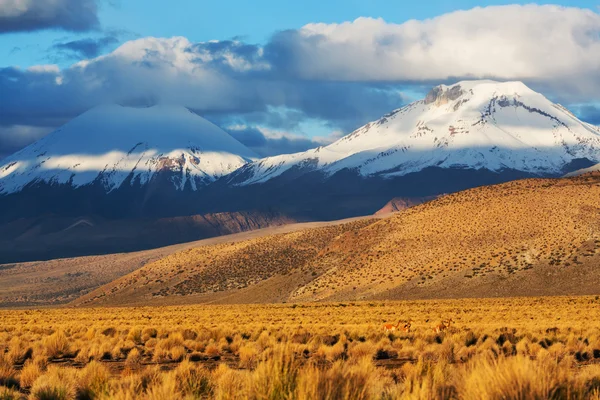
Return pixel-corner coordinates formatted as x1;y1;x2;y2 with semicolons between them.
298;357;383;400
125;348;142;366
29;367;76;400
457;354;600;400
173;360;213;398
76;361;111;399
42;331;71;359
238;343;259;369
0;357;18;390
18;357;46;389
0;387;20;400
250;345;299;399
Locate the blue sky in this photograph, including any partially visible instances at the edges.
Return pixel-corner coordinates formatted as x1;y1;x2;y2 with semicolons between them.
1;1;600;159
3;0;599;67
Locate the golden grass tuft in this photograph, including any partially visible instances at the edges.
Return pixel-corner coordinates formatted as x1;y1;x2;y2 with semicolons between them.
0;387;20;400
42;331;71;360
18;358;45;389
29;366;76;400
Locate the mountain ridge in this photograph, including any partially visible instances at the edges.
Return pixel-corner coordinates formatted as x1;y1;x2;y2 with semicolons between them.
1;80;599;261
228;80;600;186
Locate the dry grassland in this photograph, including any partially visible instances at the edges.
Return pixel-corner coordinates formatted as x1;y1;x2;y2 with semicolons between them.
1;297;600;399
79;174;600;306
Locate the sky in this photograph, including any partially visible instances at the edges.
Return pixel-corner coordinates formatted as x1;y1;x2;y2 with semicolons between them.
1;0;600;159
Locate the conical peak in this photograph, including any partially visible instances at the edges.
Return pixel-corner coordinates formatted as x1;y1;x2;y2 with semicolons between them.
424;80;536;106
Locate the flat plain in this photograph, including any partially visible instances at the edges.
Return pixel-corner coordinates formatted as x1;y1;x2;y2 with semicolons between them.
2;297;600;399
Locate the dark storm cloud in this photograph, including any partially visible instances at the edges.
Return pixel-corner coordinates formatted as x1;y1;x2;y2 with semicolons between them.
0;0;99;33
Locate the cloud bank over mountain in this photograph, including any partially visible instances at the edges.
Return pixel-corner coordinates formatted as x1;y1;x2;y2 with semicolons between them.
1;4;599;158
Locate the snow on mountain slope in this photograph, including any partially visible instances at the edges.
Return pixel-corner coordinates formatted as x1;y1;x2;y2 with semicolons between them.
0;105;258;195
232;80;600;185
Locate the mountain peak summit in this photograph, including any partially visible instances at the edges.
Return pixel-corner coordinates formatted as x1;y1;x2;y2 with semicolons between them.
0;104;257;195
424;80;537;107
232;80;600;186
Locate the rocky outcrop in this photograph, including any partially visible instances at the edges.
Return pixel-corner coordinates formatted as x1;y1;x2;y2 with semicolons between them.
424;85;464;106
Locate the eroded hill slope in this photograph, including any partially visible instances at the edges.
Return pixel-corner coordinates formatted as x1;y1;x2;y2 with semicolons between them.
76;174;600;306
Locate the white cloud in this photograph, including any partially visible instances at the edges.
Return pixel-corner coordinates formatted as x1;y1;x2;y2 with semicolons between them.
26;64;60;73
299;5;600;79
274;5;600;99
2;4;600;159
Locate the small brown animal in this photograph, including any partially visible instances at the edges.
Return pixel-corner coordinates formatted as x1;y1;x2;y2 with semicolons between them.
400;320;412;333
383;320;402;332
434;318;453;334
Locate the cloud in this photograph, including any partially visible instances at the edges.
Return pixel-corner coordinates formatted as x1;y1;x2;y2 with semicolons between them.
266;5;600;100
225;125;340;157
1;4;600;158
0;125;52;160
575;105;600;125
0;0;99;33
0;36;403;131
51;36;119;59
297;5;600;104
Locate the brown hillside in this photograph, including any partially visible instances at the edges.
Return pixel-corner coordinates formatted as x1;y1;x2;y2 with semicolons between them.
75;173;600;306
374;196;437;215
0;217;372;307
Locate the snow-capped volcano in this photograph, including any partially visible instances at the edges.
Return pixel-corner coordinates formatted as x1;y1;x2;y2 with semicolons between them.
0;105;258;195
231;80;600;185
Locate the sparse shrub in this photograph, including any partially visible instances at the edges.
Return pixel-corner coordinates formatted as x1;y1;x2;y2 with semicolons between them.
2;296;600;399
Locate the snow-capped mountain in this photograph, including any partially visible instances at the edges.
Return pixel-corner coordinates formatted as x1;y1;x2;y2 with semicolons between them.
0;104;257;195
230;80;600;185
2;80;599;228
